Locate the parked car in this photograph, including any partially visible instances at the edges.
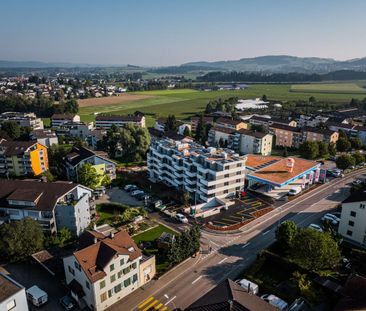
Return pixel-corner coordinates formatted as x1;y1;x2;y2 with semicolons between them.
288;186;301;196
235;278;259;294
323;213;340;223
308;223;323;232
124;184;136;191
321;214;338;225
131;189;144;197
261;294;288;311
26;286;48;307
352;179;363;185
126;185;139;192
59;294;76;310
176;213;189;223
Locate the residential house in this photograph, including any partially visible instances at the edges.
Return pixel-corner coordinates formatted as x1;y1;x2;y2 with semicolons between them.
154;118;167;132
326;122;358;138
355;126;366;147
234;129;273;156
51;114;81;127
56;121;94;139
216;117;248;131
208;126;236;148
148;138;246;202
65;147;116;183
249;115;296;130
338;190;366;247
298;115;329;128
31;129;59;147
95;115;145;129
190;116;214;132
0;273;29;311
63;226;155;311
302;127;339;144
0;111;44;130
0;179;93;235
269;123;302;148
185;279;277;311
0;139;48;176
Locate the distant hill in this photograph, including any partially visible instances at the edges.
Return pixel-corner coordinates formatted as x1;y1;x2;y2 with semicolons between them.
182;55;366;73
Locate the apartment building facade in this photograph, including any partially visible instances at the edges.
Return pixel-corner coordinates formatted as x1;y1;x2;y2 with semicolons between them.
147;138;247;202
0;180;93;235
302;127;339;144
31;129;59;147
208;126;235;148
0;111;44;130
269;123;302;148
63;228;155;311
190;116;214;132
338;191;366;247
0;273;29;311
234;129;273;156
215;117;248;131
0;139;48;176
249;115;297;130
51;114;81;127
95;115;145;129
56;121;94;139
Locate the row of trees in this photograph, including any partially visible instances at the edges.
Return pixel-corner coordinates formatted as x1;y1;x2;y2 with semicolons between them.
167;225;201;266
0;121;31;140
299;141;336;160
336;152;365;170
77;163;111;189
204;97;238;114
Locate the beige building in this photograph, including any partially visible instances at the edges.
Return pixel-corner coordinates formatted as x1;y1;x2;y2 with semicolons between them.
235;129;273;156
269;123;302;148
302;127;339;144
216;117;249;131
208;126;235;147
190;116;214;132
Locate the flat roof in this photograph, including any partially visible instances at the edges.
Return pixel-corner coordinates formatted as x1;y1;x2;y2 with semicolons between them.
247;156;320;187
245;155;282;170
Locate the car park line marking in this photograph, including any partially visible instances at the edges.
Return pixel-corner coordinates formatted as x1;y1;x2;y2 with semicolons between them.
139;296;154;309
192;276;203;284
154;303;163;309
218;257;228;264
210;240;220;247
262;230;271;235
242;242;250;248
143;300;158;311
213;221;230;226
160;307;168;311
222;218;238;223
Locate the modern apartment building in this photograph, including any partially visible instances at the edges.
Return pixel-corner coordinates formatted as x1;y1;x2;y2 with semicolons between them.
63;226;155;311
269;123;302;148
0;139;48;176
0;273;29;311
0;179;93;235
208;126;236;148
95;115;145;129
51;114;81;127
31;129;59;147
234;129;273;156
302;127;339;144
338;190;366;247
0;111;44;130
147;138;247;202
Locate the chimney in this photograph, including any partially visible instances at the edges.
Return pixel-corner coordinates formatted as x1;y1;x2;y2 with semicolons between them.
93;237;98;244
110;232;115;239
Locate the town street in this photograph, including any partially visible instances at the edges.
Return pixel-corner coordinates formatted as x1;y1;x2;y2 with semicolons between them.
107;168;365;311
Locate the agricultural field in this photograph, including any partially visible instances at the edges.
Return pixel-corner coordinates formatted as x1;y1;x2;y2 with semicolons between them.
290;82;366;94
78;84;366;124
78;93;152;107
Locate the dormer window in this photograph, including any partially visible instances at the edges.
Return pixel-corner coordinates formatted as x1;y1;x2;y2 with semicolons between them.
128;247;134;252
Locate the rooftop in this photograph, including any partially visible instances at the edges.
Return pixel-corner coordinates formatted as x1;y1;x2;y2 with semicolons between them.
211;126;236;134
269;123;301;132
0;273;24;303
65;146;115;167
216;117;245;126
303;126;337;136
237;128;270;139
51;114;78;120
0;139;37;156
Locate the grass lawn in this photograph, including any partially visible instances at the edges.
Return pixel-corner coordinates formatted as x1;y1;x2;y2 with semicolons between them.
290;82;366;94
96;203;128;224
132;224;178;244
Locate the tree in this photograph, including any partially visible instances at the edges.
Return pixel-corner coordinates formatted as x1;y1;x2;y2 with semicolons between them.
0;218;44;262
353;151;365;164
205;102;214;114
41;170;55;182
195;115;207;145
49;227;73;247
283;147;288;157
289;228;341;271
336;154;356;170
1;121;20;139
350;138;363;150
299;141;319;159
308;96;316;105
329;143;337;156
165;115;177;132
336;138;351;152
338;130;348;140
181;191;190;206
262;94;267;101
275;221;298;250
317;141;329;157
78;163;100;189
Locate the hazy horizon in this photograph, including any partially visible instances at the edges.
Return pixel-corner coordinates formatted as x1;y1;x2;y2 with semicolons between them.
1;0;366;66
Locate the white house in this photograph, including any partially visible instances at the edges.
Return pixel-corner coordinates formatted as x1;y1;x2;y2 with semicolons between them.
51;114;81;127
63;226;155;311
338;190;366;247
0;273;29;311
30;129;59;147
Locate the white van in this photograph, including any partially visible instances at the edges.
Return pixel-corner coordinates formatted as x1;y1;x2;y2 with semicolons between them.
26;285;48;307
235;278;259;294
261;294;288;310
288;186;301;196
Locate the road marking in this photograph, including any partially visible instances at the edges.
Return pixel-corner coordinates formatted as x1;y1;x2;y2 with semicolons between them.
192;275;203;284
242;242;250;248
160;307;168;311
138;296;154;309
218;257;228;264
262;230;271;235
210;240;220;247
164;296;176;306
154;303;163;310
143;300;158;311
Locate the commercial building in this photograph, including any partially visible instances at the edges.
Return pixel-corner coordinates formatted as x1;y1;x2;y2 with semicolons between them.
338;190;366;247
0;273;29;311
302;127;339;144
0;139;48;176
51;114;81;127
63;226;155;311
65;147;116;183
95;115;145;129
269;123;302;148
0;111;44;130
30;129;59;147
147;138;247;202
0;179;93;235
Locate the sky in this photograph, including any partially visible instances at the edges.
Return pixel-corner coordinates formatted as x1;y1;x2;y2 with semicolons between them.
1;0;366;66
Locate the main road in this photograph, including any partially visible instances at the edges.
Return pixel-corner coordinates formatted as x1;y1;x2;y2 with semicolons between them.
107;168;365;311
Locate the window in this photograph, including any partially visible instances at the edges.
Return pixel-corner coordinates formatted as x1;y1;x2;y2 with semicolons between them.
123;267;131;274
110;264;115;272
100;292;107;302
6;300;16;311
132;262;137;270
100;280;106;289
224;182;229;186
224;174;229;178
347;230;353;236
110;274;116;283
236;179;241;183
360;203;366;209
350;211;357;217
114;284;122;293
237;163;242;167
85;281;90;290
349;220;355;227
108;289;113;298
132;274;138;283
118;271;123;278
120;258;125;266
124;278;131;287
236;171;241;175
68;266;75;276
74;261;81;271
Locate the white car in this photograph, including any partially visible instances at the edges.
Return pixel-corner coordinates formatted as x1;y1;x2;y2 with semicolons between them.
131;190;144;197
176;213;188;224
124;184;135;191
235;278;259;294
288;187;301;196
321;214;338;225
261;294;288;311
308;223;323;232
323;213;340;223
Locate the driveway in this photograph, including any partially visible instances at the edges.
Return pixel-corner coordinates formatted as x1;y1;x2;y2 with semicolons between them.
96;187;142;206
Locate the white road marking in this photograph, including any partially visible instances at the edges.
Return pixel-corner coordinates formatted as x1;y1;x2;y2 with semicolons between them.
241;242;250;248
210;240;220;247
164;295;177;306
192;275;203;284
218;257;228;264
262;230;271;235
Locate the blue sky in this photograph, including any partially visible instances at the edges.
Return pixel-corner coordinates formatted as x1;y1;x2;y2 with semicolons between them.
0;0;365;65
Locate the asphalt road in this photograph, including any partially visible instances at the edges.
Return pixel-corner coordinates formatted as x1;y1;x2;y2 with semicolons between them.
108;168;366;311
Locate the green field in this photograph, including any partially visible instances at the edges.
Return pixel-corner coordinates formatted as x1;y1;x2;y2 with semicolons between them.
290;82;366;94
79;84;366;123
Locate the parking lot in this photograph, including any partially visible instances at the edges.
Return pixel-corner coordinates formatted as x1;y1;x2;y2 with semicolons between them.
205;194;272;227
95;186;143;206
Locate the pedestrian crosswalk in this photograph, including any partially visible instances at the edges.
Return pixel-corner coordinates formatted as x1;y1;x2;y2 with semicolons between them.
138;296;170;311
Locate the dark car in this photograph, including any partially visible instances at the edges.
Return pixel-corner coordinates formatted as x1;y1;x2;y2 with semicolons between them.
59;295;76;311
